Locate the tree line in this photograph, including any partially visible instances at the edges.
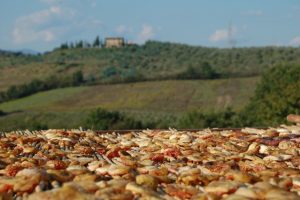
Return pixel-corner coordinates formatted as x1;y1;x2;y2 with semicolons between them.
0;71;84;103
59;36;103;49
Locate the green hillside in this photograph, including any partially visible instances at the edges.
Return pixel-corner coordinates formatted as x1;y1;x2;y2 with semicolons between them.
1;41;299;92
1;41;298;130
0;77;259;131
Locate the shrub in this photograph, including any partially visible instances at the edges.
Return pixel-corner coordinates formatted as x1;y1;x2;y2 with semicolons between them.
0;110;6;116
178;108;242;129
85;108;143;130
102;66;119;78
72;70;84;86
28;121;48;131
177;62;219;80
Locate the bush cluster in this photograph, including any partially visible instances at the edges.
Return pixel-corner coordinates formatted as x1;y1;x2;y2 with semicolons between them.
243;64;300;126
85;108;143;130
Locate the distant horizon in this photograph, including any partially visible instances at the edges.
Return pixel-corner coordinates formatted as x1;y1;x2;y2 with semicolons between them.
2;38;300;54
1;0;300;51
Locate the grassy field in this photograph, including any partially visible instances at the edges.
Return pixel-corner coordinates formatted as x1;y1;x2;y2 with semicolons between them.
0;77;259;130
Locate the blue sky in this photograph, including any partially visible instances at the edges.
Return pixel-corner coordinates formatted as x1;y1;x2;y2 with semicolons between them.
1;0;300;52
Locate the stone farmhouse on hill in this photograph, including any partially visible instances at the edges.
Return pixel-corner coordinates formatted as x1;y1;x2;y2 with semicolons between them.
104;37;125;48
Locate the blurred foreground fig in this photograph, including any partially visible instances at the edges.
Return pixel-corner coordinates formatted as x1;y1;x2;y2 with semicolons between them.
287;114;300;124
0;125;298;199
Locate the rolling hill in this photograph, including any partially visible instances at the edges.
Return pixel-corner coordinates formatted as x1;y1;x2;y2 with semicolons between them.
1;41;299;130
0;41;299;92
0;77;259;131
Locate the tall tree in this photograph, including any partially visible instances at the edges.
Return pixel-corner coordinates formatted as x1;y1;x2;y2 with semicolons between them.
93;36;100;48
76;41;83;48
60;42;69;49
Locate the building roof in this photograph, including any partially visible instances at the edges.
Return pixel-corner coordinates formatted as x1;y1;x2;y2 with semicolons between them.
105;37;124;40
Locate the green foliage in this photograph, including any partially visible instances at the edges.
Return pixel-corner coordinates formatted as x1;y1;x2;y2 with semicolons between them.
0;71;85;103
244;64;300;126
86;74;97;85
85;108;143;130
200;62;220;79
5;86;19;99
177;66;198;79
3;38;300;129
45;40;300;84
93;36;101;48
4;81;47;100
0;110;6;116
177;62;219;79
60;43;69;49
76;41;84;48
102;66;118;78
0;78;257;117
121;68;145;83
2;60;300;129
72;71;84;86
101;66;145;83
2;41;300;93
25;119;48;131
178;108;242;129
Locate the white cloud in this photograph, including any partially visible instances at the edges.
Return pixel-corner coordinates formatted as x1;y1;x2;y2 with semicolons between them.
49;6;62;14
116;25;126;34
12;6;74;44
116;25;133;34
137;24;155;43
209;29;228;42
242;10;263;16
209;27;237;42
290;36;300;46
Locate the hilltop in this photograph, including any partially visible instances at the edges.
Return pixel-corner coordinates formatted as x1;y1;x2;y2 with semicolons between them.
0;41;299;92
